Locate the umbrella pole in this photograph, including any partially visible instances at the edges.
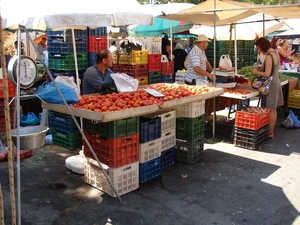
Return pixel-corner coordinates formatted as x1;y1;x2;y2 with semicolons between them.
212;0;217;141
71;29;81;93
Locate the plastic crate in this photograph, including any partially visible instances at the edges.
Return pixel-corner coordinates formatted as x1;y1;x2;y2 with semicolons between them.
83;130;139;168
139;138;162;164
143;109;176;133
0;79;15;98
0;115;14;132
88;36;108;52
161;147;175;170
176;115;205;142
235;107;270;130
139;157;161;183
148;54;161;71
47;29;87;40
161;128;176;152
88;27;107;36
52;129;82;150
113;64;148;79
288;90;300;109
84;158;139;197
82;116;140;138
148;71;161;84
175;100;205;118
49;111;79;133
0;98;14;117
137;76;148;86
116;51;148;65
161;74;174;83
47;37;88;54
161;61;174;74
49;53;88;71
175;137;204;165
276;106;287;119
233;125;269;150
49;70;85;82
88;52;98;66
140;116;161;143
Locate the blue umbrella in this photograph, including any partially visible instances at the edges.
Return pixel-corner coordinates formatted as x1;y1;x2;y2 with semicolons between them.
128;17;193;37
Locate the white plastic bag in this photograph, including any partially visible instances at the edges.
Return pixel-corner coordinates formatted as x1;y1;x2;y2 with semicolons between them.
196;79;208;86
55;76;81;99
110;73;139;93
219;54;233;70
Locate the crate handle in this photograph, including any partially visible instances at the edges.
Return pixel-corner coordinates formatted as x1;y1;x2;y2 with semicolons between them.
123;166;132;172
148;161;158;167
95;37;102;40
148;142;155;147
164;132;171;136
164;113;172;118
123;138;132;143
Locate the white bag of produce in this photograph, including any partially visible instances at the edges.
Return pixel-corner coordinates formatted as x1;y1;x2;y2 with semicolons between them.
111;73;139;93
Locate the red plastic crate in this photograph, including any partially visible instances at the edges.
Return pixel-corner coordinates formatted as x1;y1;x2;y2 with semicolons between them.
113;64;148;78
0;98;15;117
161;61;174;74
83;130;139;168
88;36;108;52
235;107;270;130
148;54;161;72
0;79;15;98
0;115;15;132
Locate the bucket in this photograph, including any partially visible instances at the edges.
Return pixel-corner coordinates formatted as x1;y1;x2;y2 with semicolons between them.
11;125;49;150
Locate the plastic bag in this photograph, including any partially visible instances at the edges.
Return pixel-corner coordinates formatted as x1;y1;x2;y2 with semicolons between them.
251;76;273;95
219;54;233;70
55;76;80;99
20;112;40;127
196;79;208;86
289;109;300;128
110;73;139;92
36;81;79;104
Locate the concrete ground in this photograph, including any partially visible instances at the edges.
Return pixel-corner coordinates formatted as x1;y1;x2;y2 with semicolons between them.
1;110;300;225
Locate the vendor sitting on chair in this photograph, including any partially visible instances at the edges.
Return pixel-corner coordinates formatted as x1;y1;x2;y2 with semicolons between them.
82;49;115;94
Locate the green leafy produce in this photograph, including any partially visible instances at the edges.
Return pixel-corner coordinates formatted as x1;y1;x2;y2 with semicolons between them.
237;66;297;82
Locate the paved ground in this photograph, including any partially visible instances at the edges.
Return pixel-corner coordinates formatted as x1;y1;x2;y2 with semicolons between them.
1;112;300;225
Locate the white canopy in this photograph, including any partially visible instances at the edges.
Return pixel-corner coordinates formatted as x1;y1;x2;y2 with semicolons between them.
1;0;154;31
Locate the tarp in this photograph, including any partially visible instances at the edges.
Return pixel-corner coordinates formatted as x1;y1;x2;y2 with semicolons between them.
275;28;300;40
128;3;194;37
1;0;154;31
190;14;285;40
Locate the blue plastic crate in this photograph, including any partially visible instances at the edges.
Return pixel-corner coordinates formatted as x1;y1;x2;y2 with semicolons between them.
161;147;175;170
49;70;85;82
48;37;88;54
140;116;161;143
161;74;174;83
175;137;204;164
88;52;98;66
49;111;80;134
88;27;107;36
139;157;161;183
47;29;87;40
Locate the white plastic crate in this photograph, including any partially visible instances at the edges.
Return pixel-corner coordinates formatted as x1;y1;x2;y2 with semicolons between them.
135;37;161;54
139;138;162;163
161;128;176;152
84;158;139;197
175;100;205;118
143;110;176;133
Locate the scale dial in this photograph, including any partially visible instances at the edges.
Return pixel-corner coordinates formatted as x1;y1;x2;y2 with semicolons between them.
8;55;37;89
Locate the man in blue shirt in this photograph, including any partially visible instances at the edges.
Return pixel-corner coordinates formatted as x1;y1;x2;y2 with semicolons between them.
82;49;115;94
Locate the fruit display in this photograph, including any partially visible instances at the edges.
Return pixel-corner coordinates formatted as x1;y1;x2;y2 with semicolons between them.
223;88;251;95
70;84;214;113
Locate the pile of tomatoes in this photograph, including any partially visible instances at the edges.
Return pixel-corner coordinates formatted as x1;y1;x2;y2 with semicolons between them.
223;88;251;95
70;84;213;113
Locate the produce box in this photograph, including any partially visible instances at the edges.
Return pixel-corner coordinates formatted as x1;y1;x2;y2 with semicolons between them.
175;137;204;165
139;157;161;183
88;27;107;36
140;116;161;143
161;61;174;74
288;90;300;109
83;130;139;168
143;109;176;133
82;116;140;138
160;128;176;152
49;111;80;134
235;107;270;130
84;158;139;197
148;54;161;72
48;38;88;54
88;36;108;52
48;53;88;70
161;74;173;83
52;129;82;150
139;138;162;164
233;125;268;150
176;114;205;142
113;64;148;78
116;50;148;65
175;100;205;118
148;71;161;84
161;147;175;170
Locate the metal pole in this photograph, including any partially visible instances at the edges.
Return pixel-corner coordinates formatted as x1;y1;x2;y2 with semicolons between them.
212;0;217;141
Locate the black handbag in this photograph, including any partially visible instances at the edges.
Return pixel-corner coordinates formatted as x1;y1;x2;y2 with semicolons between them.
97;83;119;95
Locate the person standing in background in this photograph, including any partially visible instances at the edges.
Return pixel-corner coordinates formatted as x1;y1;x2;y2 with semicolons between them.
173;42;187;72
185;34;215;85
109;41;117;59
252;37;283;140
161;40;174;62
36;37;47;60
14;41;26;55
278;39;295;64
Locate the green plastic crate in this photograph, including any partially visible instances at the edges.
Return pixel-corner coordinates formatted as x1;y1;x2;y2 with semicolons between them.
52;129;82;150
148;71;161;84
176;114;205;142
83;116;140;138
49;53;88;71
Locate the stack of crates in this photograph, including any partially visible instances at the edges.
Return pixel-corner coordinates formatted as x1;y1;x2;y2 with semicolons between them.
113;50;149;85
0;78;15;144
48;111;82;150
82;116;140;197
148;54;161;84
161;61;174;83
87;27;108;67
287;90;300;120
139;116;162;183
47;29;88;83
175;100;206;164
234;106;270;150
